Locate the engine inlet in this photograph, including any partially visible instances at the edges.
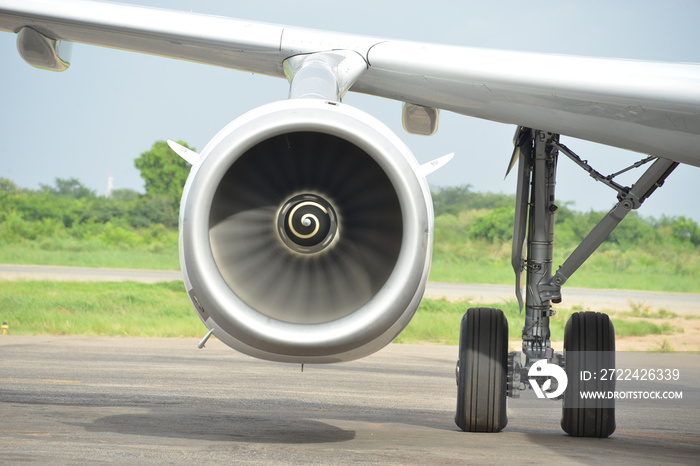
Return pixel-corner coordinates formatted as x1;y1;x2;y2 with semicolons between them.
181;99;432;362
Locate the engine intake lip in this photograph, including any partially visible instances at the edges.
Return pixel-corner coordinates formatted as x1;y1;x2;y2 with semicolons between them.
277;193;339;254
180;99;433;362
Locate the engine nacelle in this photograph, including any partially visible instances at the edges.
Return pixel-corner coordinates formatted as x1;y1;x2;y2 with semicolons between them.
180;99;433;363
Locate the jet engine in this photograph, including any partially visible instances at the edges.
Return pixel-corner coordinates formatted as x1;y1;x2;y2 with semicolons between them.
179;99;433;363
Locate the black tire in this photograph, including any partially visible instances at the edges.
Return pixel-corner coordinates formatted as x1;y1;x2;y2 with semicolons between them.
561;311;616;438
455;307;509;432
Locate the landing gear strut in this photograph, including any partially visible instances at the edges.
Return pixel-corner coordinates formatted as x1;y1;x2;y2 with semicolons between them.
455;128;678;436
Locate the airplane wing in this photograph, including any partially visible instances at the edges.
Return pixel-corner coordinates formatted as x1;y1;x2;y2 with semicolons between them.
1;0;699;166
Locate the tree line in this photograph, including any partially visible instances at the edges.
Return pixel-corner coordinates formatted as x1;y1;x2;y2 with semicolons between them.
1;141;698;252
432;185;700;249
0;141;192;237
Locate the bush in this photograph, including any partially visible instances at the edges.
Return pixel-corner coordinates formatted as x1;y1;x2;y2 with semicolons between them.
468;207;514;242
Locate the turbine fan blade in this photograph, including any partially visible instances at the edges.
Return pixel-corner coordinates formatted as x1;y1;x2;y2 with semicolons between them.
207;131;402;325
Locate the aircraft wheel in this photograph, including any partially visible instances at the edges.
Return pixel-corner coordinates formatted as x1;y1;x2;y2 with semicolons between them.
455;307;508;432
561;311;616;438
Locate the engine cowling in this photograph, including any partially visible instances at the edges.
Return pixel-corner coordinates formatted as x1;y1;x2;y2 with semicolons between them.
180;99;433;363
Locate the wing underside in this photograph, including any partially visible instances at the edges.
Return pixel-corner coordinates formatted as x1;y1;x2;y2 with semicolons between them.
1;0;699;166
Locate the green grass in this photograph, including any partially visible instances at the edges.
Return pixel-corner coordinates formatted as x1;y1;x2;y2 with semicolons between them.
396;299;680;345
0;281;199;337
429;255;513;286
610;319;678;338
653;339;676;352
429;243;700;293
0;281;681;344
3;239;698;293
1;216;698;292
0;239;179;270
396;300;564;345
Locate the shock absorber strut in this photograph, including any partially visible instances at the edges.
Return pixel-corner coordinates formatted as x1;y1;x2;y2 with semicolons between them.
520;131;559;360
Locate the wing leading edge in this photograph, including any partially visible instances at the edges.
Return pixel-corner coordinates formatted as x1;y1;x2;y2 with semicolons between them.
1;0;699;166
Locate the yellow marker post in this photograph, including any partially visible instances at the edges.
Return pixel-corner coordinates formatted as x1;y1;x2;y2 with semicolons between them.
1;322;8;335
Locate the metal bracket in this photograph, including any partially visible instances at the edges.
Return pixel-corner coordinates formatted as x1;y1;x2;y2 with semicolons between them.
507;351;523;398
547;157;678;292
283;51;368;102
507;350;566;399
552;140;656;200
510;128;679;308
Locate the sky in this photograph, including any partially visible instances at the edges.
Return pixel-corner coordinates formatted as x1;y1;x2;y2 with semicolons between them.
1;0;699;222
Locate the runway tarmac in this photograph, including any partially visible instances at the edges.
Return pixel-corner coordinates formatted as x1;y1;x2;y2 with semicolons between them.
0;336;697;464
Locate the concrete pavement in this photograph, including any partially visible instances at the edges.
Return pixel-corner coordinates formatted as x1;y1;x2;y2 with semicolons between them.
0;336;698;464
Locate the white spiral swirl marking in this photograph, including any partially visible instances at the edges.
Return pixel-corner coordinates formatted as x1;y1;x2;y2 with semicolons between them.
288;201;326;239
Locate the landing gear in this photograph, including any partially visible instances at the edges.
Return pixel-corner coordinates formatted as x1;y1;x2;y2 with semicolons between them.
454;127;677;436
455;308;509;432
561;312;616;438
